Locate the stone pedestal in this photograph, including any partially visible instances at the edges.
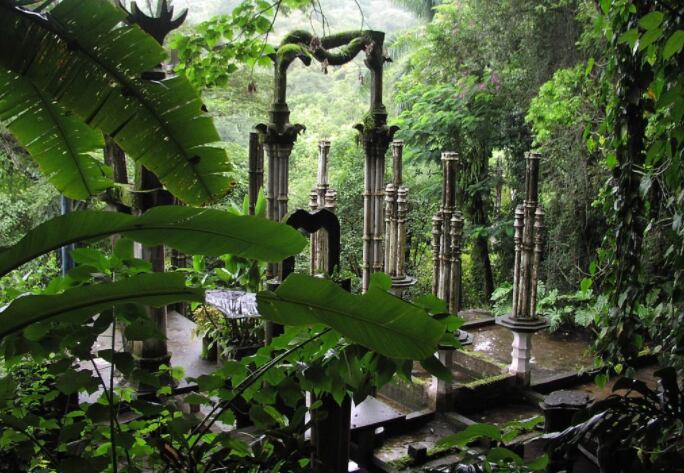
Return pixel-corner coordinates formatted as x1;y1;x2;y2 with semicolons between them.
434;348;454;404
496;314;549;385
430;331;473;409
389;275;417;298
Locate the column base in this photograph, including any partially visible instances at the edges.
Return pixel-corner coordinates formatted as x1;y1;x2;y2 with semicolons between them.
495;314;549;385
456;329;473;347
389;275;417;298
430;347;455;410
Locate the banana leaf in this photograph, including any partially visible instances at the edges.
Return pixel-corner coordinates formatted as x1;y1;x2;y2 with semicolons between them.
0;0;232;204
0;273;203;340
257;274;445;360
0;67;111;200
0;206;307;276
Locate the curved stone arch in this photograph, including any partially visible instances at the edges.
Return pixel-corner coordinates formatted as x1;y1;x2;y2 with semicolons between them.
257;29;399;294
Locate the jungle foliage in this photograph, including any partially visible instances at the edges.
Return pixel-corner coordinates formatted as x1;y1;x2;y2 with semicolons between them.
1;0;684;471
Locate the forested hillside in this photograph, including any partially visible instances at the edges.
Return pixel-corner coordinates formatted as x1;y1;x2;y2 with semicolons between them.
1;0;683;471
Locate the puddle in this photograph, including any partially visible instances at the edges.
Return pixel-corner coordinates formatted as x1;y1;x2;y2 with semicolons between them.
460;309;493;324
469;401;542;426
470;325;594;380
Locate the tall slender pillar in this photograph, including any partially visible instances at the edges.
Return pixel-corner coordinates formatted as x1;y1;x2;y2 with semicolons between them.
433;152;462;313
261;138;300;281
118;0;189;378
383;140;416;296
248;131;264;216
496;151;548;385
310;141;337;275
353;31;398;293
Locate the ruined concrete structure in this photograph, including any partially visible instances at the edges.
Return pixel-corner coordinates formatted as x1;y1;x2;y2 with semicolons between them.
497;151;548;384
383;140;416;294
309;140;338;275
255;30;391;295
511;152;545;321
432;152;465;314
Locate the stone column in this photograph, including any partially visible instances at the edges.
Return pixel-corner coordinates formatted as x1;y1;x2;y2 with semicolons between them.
248;131;264;216
448;211;464;314
382;140;417;296
119;1;189;380
431;215;442;296
311;141;335;275
347;30;399;293
395;186;409;278
357;126;397;292
430;348;455;410
309;190;320;275
433;152;461;309
384;183;396;274
496;151;548;385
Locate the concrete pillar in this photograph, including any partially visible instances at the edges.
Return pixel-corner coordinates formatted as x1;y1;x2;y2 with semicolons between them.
248;131;264;216
496;151;548;385
431;348;455;409
311;141;335;275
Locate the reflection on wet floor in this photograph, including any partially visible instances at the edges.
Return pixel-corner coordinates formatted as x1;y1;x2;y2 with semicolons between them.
469;325;595;381
469;401;542;426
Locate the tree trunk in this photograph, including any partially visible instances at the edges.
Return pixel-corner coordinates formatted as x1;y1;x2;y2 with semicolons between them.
468;147;495;302
475;232;494;301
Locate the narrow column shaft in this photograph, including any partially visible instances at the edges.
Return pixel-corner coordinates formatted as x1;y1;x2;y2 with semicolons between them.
373;151;386;275
317;140;331;190
438;210;452;302
384;184;396;275
511;205;525;317
265;144;278;280
392;140;403;187
279;145;290;222
395;186;409;278
529;207;545;319
311;394;352;473
321;189;338;273
515;152;541;320
266;143;277;221
311;141;333;275
448;211;463;314
309;190;320;274
436;152;459;302
265;142;295;281
362;152;373;291
138;244;168;360
248;131;264;215
431;215;442;296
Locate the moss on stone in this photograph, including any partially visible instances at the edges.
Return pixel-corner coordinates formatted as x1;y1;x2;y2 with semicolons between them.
457;348;509;370
463;373;511;389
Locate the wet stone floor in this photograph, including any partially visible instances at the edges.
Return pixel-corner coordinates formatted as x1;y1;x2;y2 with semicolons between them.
375;414;458;464
470;325;595;382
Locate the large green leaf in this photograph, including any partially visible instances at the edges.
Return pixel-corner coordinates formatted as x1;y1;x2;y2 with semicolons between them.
0;67;111;200
0;206;307;276
257;274;445;360
0;0;232;204
0;273;203;341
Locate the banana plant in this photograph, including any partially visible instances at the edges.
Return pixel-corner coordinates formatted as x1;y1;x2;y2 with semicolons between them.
0;0;233;204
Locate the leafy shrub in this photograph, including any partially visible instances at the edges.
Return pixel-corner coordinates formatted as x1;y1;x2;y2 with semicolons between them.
491;281;609;331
